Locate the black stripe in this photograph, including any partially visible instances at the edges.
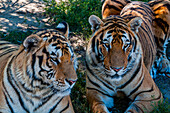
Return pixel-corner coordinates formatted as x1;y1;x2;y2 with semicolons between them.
140;26;155;49
38;55;44;70
107;30;114;34
3;91;14;113
133;103;144;113
59;101;69;113
15;48;24;58
103;4;121;14
153;3;170;12
31;54;51;86
42;48;52;68
135;90;162;102
49;97;64;113
104;21;114;26
155;36;164;50
87;75;103;90
154;18;169;34
0;46;14;50
92;36;97;52
42;47;49;56
140;26;155;64
33;94;55;111
31;53;36;79
0;42;11;45
127;76;144;97
130;7;149;18
131;35;137;53
113;0;126;7
117;58;142;89
149;1;162;7
96;39;101;62
87;87;112;98
133;85;153;100
38;31;49;37
86;62;115;91
7;56;29;112
2;81;14;103
0;48;18;57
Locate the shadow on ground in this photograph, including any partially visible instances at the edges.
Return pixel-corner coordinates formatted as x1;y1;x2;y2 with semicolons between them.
0;0;49;32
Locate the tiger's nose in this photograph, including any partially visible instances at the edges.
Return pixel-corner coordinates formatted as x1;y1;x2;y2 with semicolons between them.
110;66;123;72
66;79;77;86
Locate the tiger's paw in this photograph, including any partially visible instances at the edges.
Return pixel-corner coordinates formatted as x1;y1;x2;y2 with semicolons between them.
93;103;111;113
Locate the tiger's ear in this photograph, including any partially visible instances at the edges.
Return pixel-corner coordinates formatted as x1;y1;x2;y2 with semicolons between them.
23;34;42;52
56;21;69;38
128;17;143;33
89;15;104;32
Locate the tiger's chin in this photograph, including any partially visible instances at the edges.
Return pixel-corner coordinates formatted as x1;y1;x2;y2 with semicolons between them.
51;82;72;96
105;68;126;81
59;88;71;97
53;87;71;97
106;73;123;81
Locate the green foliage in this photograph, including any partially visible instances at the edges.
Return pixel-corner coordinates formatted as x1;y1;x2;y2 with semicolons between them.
71;71;91;113
0;31;32;44
150;99;170;113
43;0;102;37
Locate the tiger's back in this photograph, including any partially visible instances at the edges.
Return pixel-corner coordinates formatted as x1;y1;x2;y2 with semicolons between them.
0;41;18;78
102;0;131;19
148;0;170;74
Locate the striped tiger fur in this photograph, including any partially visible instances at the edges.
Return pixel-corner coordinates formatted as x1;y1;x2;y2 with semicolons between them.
148;0;170;75
0;22;77;113
102;0;170;75
102;0;131;19
86;2;162;113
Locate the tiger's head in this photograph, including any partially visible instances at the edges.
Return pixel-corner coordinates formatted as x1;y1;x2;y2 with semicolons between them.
16;22;77;96
86;15;143;80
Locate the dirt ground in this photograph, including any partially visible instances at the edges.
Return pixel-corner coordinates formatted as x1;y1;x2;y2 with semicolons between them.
0;0;49;32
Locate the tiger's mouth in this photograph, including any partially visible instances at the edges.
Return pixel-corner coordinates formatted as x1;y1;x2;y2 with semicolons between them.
51;80;76;94
105;68;126;80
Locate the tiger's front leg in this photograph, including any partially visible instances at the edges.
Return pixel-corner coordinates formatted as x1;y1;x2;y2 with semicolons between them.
125;67;163;113
59;96;75;113
125;101;153;113
86;89;113;113
125;95;162;113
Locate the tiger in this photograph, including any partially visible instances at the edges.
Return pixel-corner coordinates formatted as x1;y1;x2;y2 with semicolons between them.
102;0;131;19
86;1;163;113
102;0;170;76
148;0;170;76
0;22;77;113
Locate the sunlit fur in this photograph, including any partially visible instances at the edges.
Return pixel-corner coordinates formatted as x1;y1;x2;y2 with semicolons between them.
102;0;131;19
0;22;77;113
86;2;162;113
148;0;170;74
